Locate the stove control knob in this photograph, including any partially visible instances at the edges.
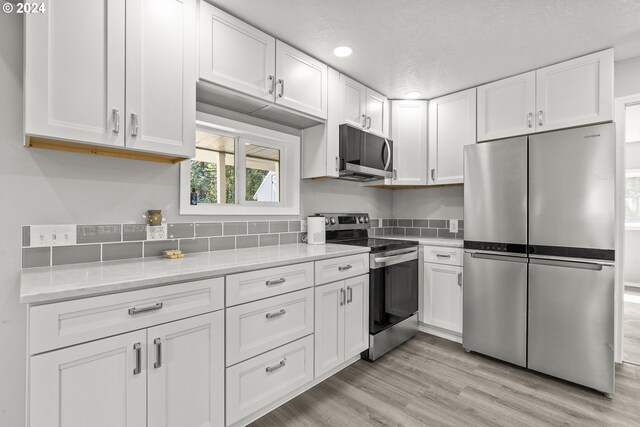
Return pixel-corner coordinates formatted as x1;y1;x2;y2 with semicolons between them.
324;217;329;225
329;217;336;225
358;216;365;223
363;217;369;224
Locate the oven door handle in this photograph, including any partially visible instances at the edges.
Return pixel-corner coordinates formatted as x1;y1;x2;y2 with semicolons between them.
372;252;418;269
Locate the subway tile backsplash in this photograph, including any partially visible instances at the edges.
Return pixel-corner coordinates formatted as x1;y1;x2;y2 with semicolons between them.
21;217;460;268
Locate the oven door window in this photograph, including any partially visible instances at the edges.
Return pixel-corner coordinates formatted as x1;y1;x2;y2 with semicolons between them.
370;259;418;334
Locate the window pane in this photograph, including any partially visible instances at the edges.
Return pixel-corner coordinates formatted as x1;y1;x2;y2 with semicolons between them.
244;143;280;202
626;175;640;225
190;131;235;205
626;104;640;143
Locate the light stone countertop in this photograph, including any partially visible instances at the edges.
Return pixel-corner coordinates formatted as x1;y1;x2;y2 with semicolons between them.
382;235;464;248
20;243;370;305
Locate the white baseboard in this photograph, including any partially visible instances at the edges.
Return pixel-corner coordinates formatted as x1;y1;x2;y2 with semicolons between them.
230;354;362;427
419;323;462;344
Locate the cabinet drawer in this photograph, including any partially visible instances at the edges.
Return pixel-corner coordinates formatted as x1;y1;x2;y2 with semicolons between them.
226;262;314;306
29;277;224;355
226;288;314;366
226;335;314;425
423;246;463;266
315;253;369;285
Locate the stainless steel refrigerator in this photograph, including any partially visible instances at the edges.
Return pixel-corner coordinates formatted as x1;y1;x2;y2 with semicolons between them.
462;123;615;396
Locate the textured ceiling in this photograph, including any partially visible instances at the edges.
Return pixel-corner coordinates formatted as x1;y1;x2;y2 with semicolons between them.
208;0;640;99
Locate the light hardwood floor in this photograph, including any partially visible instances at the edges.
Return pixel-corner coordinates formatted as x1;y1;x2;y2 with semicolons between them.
625;286;640;365
251;333;640;426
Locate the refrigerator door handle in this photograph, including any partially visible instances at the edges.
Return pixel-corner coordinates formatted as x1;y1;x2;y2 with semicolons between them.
529;257;611;270
468;252;528;263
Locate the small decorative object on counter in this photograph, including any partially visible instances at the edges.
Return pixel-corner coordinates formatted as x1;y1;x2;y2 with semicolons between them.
163;249;184;259
147;210;163;226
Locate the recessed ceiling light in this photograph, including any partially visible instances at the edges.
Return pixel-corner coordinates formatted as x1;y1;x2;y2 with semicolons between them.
405;91;421;99
333;46;353;58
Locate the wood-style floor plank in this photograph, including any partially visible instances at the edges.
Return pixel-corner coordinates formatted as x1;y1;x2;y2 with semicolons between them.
250;333;640;427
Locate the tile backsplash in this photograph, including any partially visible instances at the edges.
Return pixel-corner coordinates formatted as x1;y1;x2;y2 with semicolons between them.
21;217;462;268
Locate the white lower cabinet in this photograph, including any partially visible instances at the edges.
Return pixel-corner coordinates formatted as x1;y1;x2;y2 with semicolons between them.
226;335;314;425
29;311;224;427
315;274;369;377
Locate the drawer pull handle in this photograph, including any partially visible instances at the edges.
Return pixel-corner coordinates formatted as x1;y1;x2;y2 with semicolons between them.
338;264;352;271
266;277;286;286
154;338;162;369
436;254;452;259
265;309;286;319
133;342;142;375
128;302;163;315
265;358;286;373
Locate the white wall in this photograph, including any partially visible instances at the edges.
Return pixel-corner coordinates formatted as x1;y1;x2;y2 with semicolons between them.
616;56;640;284
392;186;464;219
0;12;392;425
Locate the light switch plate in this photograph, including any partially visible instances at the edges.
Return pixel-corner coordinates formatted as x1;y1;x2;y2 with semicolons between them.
30;225;77;247
147;224;167;240
449;219;459;233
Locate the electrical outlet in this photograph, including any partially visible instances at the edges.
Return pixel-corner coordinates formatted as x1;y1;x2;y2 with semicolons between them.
449;219;459;233
147;224;167;240
30;225;77;247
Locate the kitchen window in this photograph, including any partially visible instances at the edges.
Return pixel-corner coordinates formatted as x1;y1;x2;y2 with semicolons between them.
625;103;640;144
626;169;640;230
180;113;299;215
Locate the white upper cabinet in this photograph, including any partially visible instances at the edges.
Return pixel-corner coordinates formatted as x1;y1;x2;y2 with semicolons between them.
198;2;275;102
340;75;389;137
125;0;196;158
24;0;196;159
477;49;613;141
275;40;328;118
24;0;126;148
477;71;536;142
428;88;476;185
340;75;367;128
365;87;390;137
387;100;428;186
536;49;613;132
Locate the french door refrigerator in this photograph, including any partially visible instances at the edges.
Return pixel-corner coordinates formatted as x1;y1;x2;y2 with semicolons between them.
463;123;615;395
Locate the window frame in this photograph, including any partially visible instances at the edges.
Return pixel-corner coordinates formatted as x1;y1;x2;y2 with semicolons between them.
626;168;640;231
624;102;640;144
180;112;300;216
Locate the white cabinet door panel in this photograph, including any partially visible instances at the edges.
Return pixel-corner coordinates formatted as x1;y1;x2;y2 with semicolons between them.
365;88;389;137
340;75;367;129
477;71;536;141
29;330;147;427
428;88;476;185
125;0;195;157
24;0;125;147
275;41;328;119
344;275;369;358
423;263;463;334
198;2;275;102
536;49;613;132
314;281;345;377
388;100;427;185
315;253;369;285
147;312;224;427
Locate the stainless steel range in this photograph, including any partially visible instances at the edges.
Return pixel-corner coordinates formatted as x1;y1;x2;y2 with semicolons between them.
320;213;419;361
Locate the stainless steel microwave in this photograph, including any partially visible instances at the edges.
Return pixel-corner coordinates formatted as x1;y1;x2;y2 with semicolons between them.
338;124;393;181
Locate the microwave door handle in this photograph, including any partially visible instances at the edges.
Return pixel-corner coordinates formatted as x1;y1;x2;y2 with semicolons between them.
383;139;391;171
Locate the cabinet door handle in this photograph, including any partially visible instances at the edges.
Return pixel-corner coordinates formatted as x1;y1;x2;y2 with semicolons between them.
458;272;463;286
340;288;346;306
431;169;436;181
361;114;367;127
154;338;162;369
335;156;339;172
265;308;286;319
266;277;286;286
277;79;285;98
131;113;138;137
133;342;142;375
338;264;352;271
347;286;353;304
537;110;543;127
268;75;275;94
393;168;398;180
265;358;286;373
527;112;533;128
128;302;163;315
366;116;372;129
112;108;120;135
